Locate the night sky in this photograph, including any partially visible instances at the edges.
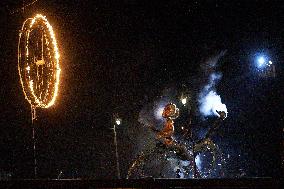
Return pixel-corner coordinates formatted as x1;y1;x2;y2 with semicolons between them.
0;0;283;179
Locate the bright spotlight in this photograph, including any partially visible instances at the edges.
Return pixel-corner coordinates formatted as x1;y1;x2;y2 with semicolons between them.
257;56;266;67
115;119;121;125
254;53;276;77
255;54;273;70
181;97;187;105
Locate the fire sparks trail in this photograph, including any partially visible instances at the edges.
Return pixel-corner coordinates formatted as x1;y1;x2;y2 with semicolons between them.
18;14;61;108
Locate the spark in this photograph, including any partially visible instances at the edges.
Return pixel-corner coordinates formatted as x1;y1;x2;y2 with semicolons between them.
9;0;41;15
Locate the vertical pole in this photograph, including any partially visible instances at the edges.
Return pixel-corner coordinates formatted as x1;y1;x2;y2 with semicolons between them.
31;106;37;178
187;108;198;178
192;141;197;178
113;124;121;179
22;0;25;13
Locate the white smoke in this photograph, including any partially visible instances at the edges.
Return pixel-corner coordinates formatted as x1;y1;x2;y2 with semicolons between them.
154;105;165;120
198;52;228;117
199;90;227;117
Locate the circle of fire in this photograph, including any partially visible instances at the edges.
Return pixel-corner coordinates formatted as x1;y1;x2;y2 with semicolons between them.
18;14;60;108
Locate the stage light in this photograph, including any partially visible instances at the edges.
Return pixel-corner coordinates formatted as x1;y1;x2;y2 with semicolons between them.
257;56;266;68
255;54;273;69
181;97;187;105
115;118;121;126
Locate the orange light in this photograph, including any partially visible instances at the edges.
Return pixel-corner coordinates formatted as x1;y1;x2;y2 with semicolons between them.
18;14;61;108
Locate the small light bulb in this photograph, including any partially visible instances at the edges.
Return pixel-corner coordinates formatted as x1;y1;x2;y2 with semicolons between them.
115;119;121;125
181;97;187;105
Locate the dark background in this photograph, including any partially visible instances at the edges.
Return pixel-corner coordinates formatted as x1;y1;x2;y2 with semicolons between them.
0;0;283;179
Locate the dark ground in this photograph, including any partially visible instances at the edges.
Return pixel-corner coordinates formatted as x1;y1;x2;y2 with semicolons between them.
0;178;283;189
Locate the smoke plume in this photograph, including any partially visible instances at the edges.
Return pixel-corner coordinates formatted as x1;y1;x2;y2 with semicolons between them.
198;51;228;117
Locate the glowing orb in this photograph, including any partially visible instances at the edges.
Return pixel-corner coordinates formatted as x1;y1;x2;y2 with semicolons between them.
115;119;121;125
255;54;273;69
18;14;60;108
181;97;187;105
257;56;265;67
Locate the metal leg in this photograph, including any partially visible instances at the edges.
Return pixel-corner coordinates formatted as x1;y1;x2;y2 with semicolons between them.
31;106;37;178
113;125;121;179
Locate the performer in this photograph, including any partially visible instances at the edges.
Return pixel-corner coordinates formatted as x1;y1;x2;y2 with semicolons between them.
157;103;179;145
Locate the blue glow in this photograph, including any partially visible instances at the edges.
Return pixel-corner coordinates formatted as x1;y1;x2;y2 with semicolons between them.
195;154;202;170
257;56;265;67
255;54;271;69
